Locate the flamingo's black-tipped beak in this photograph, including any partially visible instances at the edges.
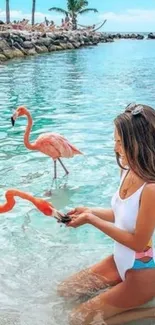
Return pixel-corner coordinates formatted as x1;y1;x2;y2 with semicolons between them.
11;116;15;126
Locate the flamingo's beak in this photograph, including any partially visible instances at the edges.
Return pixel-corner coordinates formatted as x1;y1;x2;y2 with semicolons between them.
11;116;15;126
54;210;72;223
11;110;18;127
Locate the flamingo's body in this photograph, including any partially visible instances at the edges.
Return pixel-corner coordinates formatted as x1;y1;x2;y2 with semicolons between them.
11;107;82;179
0;189;61;218
33;132;81;160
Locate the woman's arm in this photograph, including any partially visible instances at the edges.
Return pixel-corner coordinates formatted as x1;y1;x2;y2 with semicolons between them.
87;184;155;252
89;208;114;223
67;207;115;223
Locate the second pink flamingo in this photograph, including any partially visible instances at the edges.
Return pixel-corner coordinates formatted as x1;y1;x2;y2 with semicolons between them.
11;106;82;179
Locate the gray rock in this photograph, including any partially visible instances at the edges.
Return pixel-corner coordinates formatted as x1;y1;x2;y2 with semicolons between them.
106;38;114;42
0;39;10;51
32;39;43;46
26;48;37;55
13;42;27;55
3;49;15;59
66;42;74;49
35;45;48;53
68;36;74;43
47;33;57;40
23;41;34;49
42;37;52;47
48;44;57;51
59;42;70;50
148;33;155;39
0;31;10;39
4;47;25;58
12;48;25;57
0;53;7;61
72;42;81;48
137;34;144;40
53;40;61;46
55;45;63;51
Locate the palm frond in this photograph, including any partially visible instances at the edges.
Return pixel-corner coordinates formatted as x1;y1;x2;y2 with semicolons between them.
79;8;98;14
67;0;76;11
48;7;68;15
80;0;88;7
75;0;88;11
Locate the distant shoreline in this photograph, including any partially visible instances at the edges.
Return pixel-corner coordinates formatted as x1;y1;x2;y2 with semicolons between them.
0;29;155;63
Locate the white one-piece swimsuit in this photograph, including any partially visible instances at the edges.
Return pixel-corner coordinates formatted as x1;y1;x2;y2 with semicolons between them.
111;169;155;281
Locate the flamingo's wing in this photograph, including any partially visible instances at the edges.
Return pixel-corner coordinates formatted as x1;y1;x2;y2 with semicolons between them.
35;133;80;159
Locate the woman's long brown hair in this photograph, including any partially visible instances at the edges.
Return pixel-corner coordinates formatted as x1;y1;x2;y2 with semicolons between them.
114;104;155;182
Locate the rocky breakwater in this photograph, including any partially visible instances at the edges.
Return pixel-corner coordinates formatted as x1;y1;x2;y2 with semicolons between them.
100;33;144;40
0;30;114;62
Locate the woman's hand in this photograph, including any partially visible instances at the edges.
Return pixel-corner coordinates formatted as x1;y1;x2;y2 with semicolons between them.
67;206;91;216
67;212;95;228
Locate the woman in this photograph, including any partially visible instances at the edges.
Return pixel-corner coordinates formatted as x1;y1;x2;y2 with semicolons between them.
58;103;155;325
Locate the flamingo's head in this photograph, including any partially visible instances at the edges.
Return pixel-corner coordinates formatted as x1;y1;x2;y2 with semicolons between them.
11;106;28;126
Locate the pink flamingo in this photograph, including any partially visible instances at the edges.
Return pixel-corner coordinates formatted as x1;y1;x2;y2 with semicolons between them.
0;189;62;218
11;106;82;179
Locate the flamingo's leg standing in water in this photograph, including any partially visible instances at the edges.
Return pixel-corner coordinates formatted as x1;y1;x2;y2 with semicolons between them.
58;158;69;176
51;159;69;191
54;160;57;179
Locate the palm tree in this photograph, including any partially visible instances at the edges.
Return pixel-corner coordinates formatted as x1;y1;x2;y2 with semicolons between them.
32;0;36;25
49;0;98;30
6;0;10;24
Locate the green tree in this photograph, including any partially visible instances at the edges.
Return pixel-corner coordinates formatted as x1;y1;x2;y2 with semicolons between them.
6;0;10;24
32;0;36;25
49;0;98;30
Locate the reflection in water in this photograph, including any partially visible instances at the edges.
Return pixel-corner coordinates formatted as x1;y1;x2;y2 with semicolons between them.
47;185;80;210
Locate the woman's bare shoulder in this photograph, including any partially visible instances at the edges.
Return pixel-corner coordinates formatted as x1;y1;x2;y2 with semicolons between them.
142;183;155;205
144;183;155;193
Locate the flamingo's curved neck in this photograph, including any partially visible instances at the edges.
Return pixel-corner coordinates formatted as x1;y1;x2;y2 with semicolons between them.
24;111;35;150
0;190;37;213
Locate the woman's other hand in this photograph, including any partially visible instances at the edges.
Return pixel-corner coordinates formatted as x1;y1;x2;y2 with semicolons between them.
67;212;95;228
67;206;91;216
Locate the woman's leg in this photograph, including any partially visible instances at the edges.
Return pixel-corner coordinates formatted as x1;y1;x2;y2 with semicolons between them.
105;307;155;325
69;268;155;325
57;255;121;298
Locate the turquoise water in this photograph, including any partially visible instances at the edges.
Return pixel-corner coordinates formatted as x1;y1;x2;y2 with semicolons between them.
0;40;155;324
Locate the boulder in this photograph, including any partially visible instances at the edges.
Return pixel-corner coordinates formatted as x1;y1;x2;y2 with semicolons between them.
0;53;7;61
48;44;57;51
35;45;48;53
41;38;52;47
26;48;37;55
72;42;81;48
12;48;25;58
0;31;10;39
3;49;14;59
59;42;70;50
53;40;61;46
22;41;34;49
13;42;27;55
55;45;63;51
137;34;144;40
66;42;74;49
4;47;25;58
0;39;10;52
148;33;155;39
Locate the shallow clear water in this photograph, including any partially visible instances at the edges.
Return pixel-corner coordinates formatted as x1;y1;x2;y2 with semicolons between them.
0;40;155;324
